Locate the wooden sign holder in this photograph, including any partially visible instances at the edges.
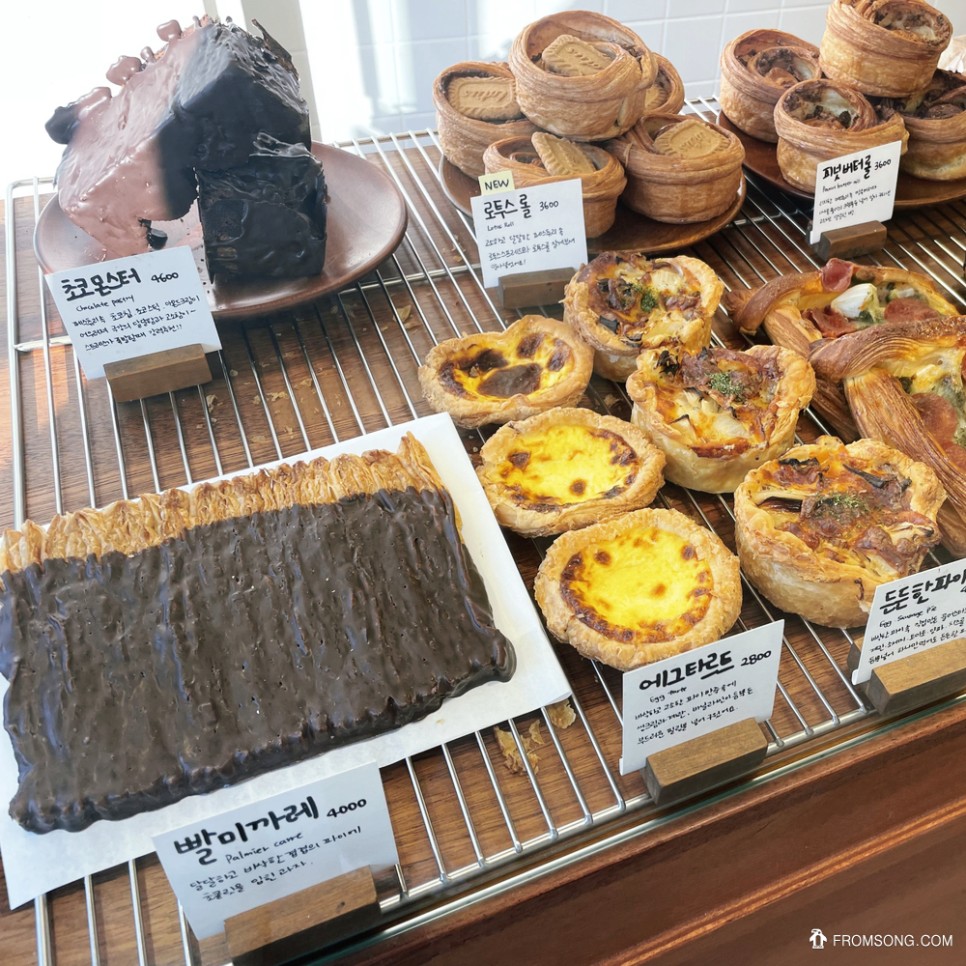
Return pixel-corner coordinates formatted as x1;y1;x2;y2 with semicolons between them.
644;717;768;807
812;221;887;261
498;267;573;309
104;344;212;402
225;866;381;966
848;637;966;717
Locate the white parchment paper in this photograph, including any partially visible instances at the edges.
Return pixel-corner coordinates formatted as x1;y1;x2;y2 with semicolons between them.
0;413;571;908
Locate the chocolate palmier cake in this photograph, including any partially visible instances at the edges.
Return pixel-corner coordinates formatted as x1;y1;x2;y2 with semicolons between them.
0;435;515;834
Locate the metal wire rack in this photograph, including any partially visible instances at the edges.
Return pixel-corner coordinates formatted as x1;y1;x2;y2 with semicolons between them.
3;98;966;964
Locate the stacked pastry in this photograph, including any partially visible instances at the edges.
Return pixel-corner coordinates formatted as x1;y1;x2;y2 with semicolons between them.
719;0;959;188
436;9;742;229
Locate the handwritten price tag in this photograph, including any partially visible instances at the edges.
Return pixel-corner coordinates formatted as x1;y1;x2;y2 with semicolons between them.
620;623;783;775
471;179;587;289
809;140;902;244
853;560;966;684
153;762;397;941
45;245;220;378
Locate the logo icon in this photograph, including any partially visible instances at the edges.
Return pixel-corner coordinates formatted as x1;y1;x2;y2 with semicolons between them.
810;929;828;950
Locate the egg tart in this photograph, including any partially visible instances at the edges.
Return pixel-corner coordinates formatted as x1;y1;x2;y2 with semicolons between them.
433;61;538;177
810;314;966;555
719;29;821;143
773;79;908;192
626;344;816;493
476;407;666;536
563;252;723;382
819;0;953;98
418;315;593;429
723;258;957;437
535;507;742;671
734;436;944;628
508;10;657;141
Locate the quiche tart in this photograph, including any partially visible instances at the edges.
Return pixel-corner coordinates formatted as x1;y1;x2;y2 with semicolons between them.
563;252;723;381
719;29;821;143
819;0;953;98
723;258;957;437
476;407;666;536
773;79;908;192
809;314;966;555
418;315;593;429
534;507;742;671
626;344;816;493
734;436;944;628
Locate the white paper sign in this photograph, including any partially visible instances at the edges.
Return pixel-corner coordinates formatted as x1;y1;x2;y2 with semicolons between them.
852;561;966;685
45;245;221;378
620;623;783;775
471;179;588;289
809;140;903;244
154;762;397;940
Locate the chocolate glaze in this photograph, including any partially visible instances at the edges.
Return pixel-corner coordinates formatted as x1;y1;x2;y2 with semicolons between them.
49;18;310;257
0;487;514;834
198;134;327;280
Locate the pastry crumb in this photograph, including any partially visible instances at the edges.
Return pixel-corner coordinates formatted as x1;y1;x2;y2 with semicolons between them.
205;394;219;411
547;699;576;729
494;722;543;775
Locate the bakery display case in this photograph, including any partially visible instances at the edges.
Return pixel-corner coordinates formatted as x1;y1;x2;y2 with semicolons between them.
2;96;966;965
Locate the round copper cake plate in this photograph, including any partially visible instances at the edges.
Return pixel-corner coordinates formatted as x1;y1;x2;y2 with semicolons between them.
716;113;966;209
33;144;409;321
438;158;746;255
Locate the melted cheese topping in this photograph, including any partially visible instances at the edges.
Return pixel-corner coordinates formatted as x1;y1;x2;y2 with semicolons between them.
648;352;774;452
441;332;577;400
495;425;638;507
585;257;704;343
560;527;713;643
751;450;933;576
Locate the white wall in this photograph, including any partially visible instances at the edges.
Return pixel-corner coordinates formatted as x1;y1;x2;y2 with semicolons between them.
3;1;964;187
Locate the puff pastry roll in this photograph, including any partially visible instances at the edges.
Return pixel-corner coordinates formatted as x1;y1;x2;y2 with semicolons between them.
819;0;953;98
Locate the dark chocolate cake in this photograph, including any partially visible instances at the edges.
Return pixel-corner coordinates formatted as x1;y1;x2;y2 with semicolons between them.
0;437;515;834
198;134;328;280
47;17;310;258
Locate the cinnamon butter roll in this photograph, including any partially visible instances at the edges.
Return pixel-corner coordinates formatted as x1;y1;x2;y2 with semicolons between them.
878;70;966;181
773;79;908;191
819;0;953;98
719;29;822;143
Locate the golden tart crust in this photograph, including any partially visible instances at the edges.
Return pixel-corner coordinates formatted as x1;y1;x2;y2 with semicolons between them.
476;407;666;536
734;436;944;628
418;315;593;429
626;344;816;494
723;258;957;438
563;252;723;381
809;314;966;556
535;507;742;671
